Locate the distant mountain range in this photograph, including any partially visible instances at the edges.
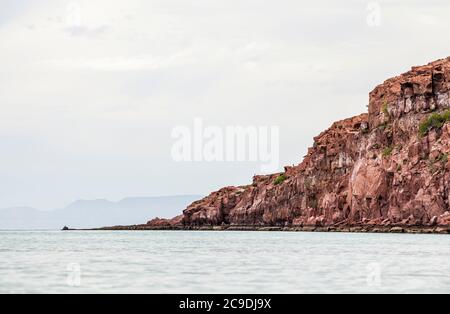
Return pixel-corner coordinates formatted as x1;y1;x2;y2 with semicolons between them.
0;195;202;230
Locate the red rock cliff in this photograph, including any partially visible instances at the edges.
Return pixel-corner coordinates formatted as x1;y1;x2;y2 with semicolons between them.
163;57;450;228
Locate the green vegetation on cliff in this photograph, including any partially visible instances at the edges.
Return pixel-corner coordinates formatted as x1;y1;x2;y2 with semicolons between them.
419;110;450;137
274;174;287;185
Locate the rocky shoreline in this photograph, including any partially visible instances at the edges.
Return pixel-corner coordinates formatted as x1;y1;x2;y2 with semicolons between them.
85;224;450;234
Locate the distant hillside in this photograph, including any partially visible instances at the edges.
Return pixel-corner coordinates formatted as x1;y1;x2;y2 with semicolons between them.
0;195;201;230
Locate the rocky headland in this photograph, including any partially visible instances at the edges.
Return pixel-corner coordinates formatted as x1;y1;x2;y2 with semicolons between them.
97;57;450;234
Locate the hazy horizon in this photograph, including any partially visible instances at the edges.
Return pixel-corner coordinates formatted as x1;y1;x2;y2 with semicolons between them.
0;194;202;229
2;0;450;209
0;194;203;211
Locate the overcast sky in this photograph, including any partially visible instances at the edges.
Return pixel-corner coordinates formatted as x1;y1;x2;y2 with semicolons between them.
1;0;450;209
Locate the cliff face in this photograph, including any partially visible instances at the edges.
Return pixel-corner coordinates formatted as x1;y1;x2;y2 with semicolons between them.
160;57;450;229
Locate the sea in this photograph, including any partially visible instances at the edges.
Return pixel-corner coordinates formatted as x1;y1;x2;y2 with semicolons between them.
1;230;449;294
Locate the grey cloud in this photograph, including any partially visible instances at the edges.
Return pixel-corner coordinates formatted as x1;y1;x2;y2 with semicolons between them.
64;25;110;37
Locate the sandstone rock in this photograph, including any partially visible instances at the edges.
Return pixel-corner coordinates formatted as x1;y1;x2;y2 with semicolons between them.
147;215;183;227
435;227;450;234
390;227;405;233
381;218;391;225
158;57;450;230
430;216;439;226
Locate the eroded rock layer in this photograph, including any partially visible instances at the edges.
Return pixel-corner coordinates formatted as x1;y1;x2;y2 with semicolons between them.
158;57;450;229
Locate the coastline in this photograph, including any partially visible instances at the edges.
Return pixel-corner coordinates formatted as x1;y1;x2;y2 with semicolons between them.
64;58;450;236
75;224;450;234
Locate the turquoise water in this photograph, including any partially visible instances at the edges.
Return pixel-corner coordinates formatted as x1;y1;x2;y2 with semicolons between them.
1;231;450;294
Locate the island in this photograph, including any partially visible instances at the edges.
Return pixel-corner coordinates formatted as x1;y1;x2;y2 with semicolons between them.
93;57;450;234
